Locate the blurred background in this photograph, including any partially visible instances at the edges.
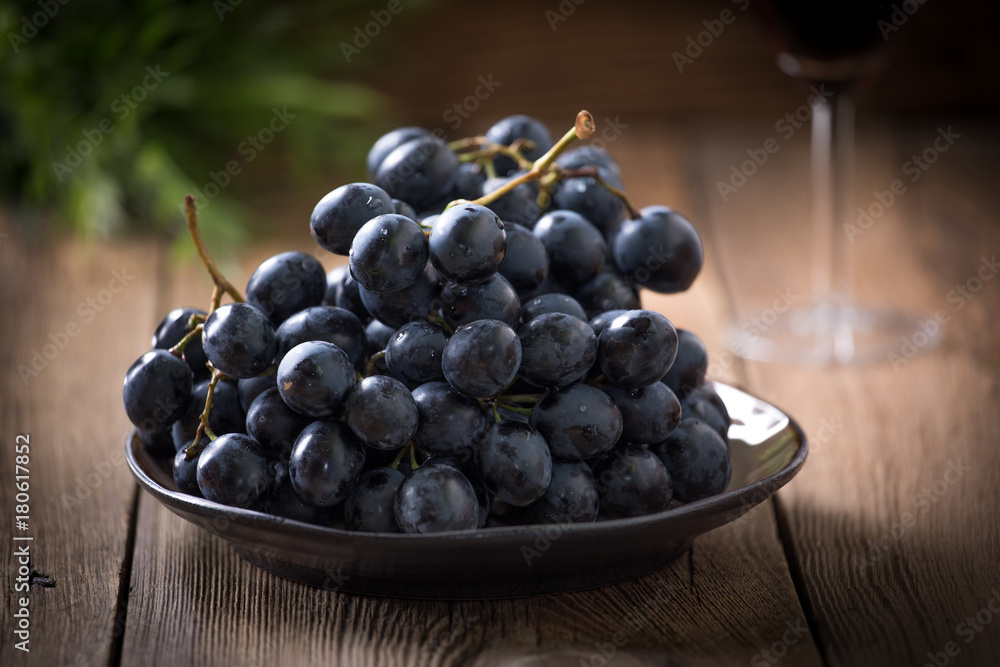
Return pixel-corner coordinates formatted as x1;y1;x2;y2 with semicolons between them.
1;0;997;254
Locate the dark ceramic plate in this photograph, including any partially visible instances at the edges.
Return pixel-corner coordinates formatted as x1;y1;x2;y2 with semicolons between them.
126;382;807;599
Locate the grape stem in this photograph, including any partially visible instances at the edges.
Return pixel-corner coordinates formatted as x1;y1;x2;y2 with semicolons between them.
447;110;596;210
183;367;227;460
364;350;386;377
497;402;533;416
557;166;640;220
184;195;245;306
498;393;541;404
425;312;455;334
169;322;203;357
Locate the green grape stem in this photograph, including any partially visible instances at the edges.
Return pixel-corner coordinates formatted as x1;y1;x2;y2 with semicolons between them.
184;194;245;307
183;367;227;460
447;110;596;211
169;322;204;357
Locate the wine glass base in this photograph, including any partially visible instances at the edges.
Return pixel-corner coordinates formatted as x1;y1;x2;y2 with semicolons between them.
726;301;942;367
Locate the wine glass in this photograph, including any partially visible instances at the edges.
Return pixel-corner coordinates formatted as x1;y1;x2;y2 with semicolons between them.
729;1;939;365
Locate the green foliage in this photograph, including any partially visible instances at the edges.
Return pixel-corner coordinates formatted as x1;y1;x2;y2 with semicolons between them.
0;0;425;244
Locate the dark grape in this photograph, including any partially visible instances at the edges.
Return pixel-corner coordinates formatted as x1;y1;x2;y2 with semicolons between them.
529;383;623;461
442;319;521;398
265;471;331;525
123;349;193;435
196;433;274;509
588;309;628;335
439;274;520;329
485;115;553;176
172;445;202;497
651;419;731;502
245;387;311;459
202;302;276;379
245;251;326;326
592;445;673;517
344;375;418;450
358;262;442;328
374;136;459;212
289;420;366;507
139;429;175;458
344;467;405;532
324;265;370;322
598;310;678;389
349;214;429;293
453;162;488;200
152;307;209;380
603;382;681;445
529;460;600;524
498;221;549;293
237;374;276;413
575;272;640;318
364;319;397;356
475;420;553;507
662;329;709;398
366;126;431;177
384;321;448;387
276;341;356;418
394;464;480;533
612;206;703;293
172;378;244;451
679;391;729;441
311;182;394;255
481;174;540;227
274;305;366;368
392;198;418;220
517;312;597;388
552;176;626;236
555;145;623;183
521;292;588;322
532;210;606;286
428;203;506;284
411;381;488;456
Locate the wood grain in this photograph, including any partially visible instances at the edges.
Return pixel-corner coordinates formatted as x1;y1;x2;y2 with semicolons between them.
117;122;821;667
0;234;162;665
695;119;1000;665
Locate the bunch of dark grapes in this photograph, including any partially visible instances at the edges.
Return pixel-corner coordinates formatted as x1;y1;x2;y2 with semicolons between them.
123;111;733;533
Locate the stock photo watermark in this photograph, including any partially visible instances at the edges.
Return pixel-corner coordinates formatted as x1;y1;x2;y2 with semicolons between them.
716;85;835;201
339;0;419;63
187;106;296;212
920;588;1000;667
886;253;998;371
50;65;171;182
545;0;586;31
441;75;503;131
16;267;135;385
6;0;70;53
750;618;810;667
853;458;970;572
845;126;961;243
672;0;750;73
878;0;927;40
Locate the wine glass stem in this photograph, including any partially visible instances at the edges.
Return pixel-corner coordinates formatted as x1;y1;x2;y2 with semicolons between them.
811;86;857;360
811;87;855;308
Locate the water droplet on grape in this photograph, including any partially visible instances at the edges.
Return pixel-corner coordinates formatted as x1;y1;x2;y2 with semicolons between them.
579;405;588;413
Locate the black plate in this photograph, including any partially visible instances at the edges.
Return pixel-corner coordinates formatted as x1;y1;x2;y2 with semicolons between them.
126;382;807;599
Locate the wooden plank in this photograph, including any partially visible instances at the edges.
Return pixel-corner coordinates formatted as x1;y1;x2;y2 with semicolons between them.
0;232;162;665
118;121;821;666
696;118;1000;664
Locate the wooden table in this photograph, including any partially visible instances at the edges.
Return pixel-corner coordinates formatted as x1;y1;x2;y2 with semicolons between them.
2;117;998;667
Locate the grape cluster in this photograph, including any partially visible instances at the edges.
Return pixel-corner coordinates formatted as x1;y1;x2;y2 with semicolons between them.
123;111;733;534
